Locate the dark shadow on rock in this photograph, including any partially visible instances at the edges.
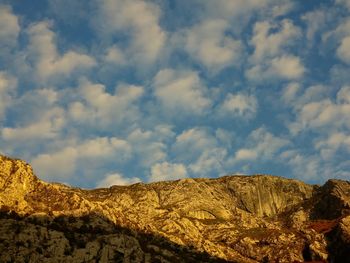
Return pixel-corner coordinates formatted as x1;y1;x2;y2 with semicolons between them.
0;208;236;263
310;179;350;220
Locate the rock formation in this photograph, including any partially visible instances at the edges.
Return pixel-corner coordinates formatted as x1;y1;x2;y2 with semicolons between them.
0;155;349;262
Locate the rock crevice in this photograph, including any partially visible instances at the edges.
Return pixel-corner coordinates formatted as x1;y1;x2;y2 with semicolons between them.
0;155;349;262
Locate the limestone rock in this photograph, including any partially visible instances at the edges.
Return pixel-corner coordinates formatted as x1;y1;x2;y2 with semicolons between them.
0;155;349;262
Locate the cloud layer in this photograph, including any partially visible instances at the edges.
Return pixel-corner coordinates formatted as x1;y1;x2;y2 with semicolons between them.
0;1;349;187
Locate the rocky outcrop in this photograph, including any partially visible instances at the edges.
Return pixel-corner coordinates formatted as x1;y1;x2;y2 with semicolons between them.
311;179;350;220
0;155;349;262
325;215;350;262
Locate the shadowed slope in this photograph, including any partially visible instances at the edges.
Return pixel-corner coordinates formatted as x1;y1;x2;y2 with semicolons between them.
0;155;349;262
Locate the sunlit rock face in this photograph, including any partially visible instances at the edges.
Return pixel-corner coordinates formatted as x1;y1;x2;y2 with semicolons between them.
0;155;349;262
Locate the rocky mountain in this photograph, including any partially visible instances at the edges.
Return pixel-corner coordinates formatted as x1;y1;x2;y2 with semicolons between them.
0;155;349;262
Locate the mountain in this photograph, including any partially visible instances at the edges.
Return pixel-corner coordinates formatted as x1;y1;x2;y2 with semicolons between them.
0;155;349;262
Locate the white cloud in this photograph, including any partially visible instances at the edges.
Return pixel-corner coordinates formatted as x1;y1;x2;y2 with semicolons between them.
27;21;96;82
153;69;211;115
2;107;65;142
270;55;305;79
251;19;301;62
297;85;329;106
149;162;187;182
337;36;350;64
189;147;227;176
330;64;350;84
0;72;17;120
289;86;350;134
324;18;350;42
284;84;329;110
198;0;293;20
235;148;258;161
127;127;173;167
31;136;131;180
78;137;132;160
290;100;350;134
247;19;304;83
322;18;350;64
0;5;20;48
337;85;350;103
97;173;141;187
302;9;327;45
31;147;78;180
219;93;257;118
281;150;321;181
172;127;218;162
246;55;305;82
98;0;166;64
315;132;350;160
336;0;350;9
271;2;295;17
184;19;241;71
171;127;230;176
232;127;289;162
282;82;301;104
104;45;125;64
215;128;235;149
69;79;144;129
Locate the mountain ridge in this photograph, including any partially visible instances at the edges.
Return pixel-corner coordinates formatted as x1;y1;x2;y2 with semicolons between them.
0;155;349;262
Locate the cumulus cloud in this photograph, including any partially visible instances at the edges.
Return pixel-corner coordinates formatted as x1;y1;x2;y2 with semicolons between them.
27;21;96;82
270;55;305;79
235;149;258;161
289;86;350;134
171;127;230;176
149;162;187;182
0;72;17;120
127;126;174;167
2;107;65;142
322;17;350;64
337;85;350;103
215;128;235;149
97;173;141;187
315;132;350;160
153;69;211;115
1;0;348;187
336;0;350;9
31;147;78;180
283;84;330;110
219;93;257;118
104;45;125;65
172;127;218;162
246;19;304;82
198;0;293;21
281;150;321;181
69;79;144;129
184;19;242;71
302;9;328;45
232;128;289;162
282;82;301;104
337;36;350;64
31;137;131;180
0;5;20;49
246;55;305;82
97;0;165;64
189;147;227;176
251;19;301;62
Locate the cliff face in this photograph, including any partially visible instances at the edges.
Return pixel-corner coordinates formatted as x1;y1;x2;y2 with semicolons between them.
0;155;349;262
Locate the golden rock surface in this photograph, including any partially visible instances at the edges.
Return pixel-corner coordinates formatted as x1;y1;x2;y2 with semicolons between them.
0;155;349;262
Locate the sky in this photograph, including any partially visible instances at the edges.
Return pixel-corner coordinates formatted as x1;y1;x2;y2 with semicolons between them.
0;0;350;188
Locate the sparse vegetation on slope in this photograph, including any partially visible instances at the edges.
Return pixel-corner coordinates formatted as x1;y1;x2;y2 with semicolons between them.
0;155;349;262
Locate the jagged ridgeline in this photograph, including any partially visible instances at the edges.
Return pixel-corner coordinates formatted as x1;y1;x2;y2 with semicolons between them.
0;155;349;262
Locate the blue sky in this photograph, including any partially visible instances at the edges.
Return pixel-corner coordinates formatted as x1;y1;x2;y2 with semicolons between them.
0;0;350;188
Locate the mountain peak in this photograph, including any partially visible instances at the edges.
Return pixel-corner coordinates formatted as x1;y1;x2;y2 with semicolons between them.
0;155;349;262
